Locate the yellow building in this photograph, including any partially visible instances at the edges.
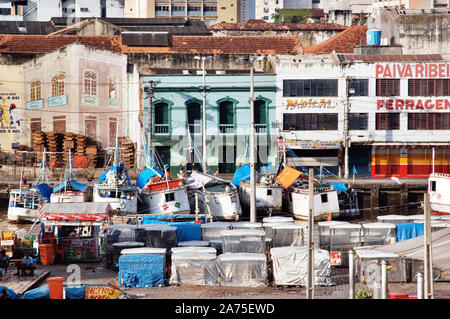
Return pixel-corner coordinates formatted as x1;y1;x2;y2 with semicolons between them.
124;0;240;25
0;64;24;151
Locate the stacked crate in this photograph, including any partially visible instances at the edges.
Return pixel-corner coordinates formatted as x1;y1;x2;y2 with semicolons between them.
86;145;98;168
119;137;135;168
31;131;47;164
46;132;63;167
62;132;76;165
75;135;87;156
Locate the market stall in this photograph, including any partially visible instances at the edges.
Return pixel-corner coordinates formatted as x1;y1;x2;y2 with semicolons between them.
38;202;115;263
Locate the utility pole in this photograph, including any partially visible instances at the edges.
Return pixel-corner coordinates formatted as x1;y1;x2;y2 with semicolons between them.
194;55;212;173
307;167;315;299
249;60;256;223
147;80;159;165
237;56;264;223
344;78;351;180
424;193;434;299
201;57;208;173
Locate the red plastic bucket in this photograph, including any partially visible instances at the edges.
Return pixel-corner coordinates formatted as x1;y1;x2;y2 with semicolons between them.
47;277;64;299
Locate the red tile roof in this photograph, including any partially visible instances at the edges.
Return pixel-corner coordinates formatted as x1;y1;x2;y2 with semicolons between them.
121;35;301;55
0;34;300;55
339;54;444;63
208;20;347;32
302;25;368;54
0;34;122;53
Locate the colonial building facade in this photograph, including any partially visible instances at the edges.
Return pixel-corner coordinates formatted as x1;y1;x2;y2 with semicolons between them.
140;74;279;176
276;53;450;177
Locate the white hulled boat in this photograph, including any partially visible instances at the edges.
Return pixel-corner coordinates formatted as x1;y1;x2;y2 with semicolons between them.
428;172;450;215
50;150;88;203
277;166;340;221
234;164;283;217
183;133;241;221
93;134;139;214
7;149;53;223
136;129;190;215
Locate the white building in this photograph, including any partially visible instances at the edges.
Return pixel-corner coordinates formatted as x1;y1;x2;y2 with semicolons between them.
0;1;25;21
276;53;450;178
105;0;124;17
23;0;101;21
255;0;316;22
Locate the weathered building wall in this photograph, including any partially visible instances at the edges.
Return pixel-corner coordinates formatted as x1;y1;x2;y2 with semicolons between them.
20;43;128;149
0;63;24;151
209;29;342;48
378;10;450;58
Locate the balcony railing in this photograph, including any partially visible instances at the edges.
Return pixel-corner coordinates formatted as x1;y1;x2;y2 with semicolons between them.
155;124;169;134
189;124;201;134
219;124;234;134
255;124;267;134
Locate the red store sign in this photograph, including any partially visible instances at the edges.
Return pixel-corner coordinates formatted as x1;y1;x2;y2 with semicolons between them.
377;98;450;111
375;63;450;78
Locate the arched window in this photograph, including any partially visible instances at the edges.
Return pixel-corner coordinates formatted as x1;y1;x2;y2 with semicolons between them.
254;99;267;134
187;101;201;134
30;81;41;101
51;73;65;97
154;102;169;134
219;100;234;133
108;76;117;99
84;71;97;95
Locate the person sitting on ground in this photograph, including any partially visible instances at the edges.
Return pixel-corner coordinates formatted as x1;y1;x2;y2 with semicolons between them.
0;250;10;278
15;254;36;276
0;288;11;299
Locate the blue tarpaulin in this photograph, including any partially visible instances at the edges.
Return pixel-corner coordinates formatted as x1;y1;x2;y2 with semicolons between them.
141;215;203;242
0;286;19;299
22;284;115;299
232;164;251;187
34;183;53;201
329;182;347;192
22;284;49;299
53;180;88;193
396;222;424;242
98;164;131;184
118;253;165;288
136;167;165;189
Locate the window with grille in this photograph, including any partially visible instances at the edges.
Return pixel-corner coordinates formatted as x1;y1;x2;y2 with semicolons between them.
376;79;400;96
282;113;338;130
51;73;65;97
30;81;41;101
348;113;368;130
375;112;400;130
348;79;369;96
408;113;450;130
84;71;97;95
283;79;338;97
408;79;450;97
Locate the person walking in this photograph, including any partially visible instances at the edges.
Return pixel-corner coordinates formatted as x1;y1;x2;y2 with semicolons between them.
0;250;10;278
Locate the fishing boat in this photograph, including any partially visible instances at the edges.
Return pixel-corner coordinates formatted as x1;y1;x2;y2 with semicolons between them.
93;133;139;214
183;132;241;221
428;172;450;215
232;137;283;217
233;164;283;216
7;149;53;223
50;150;88;203
276;166;340;221
136;130;191;215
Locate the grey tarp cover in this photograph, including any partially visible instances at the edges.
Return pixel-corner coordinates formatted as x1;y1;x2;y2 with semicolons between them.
375;227;450;271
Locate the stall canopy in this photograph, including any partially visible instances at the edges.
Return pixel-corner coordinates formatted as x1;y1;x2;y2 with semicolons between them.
376;227;450;271
40;202;113;223
52;180;88;193
136;167;164;189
